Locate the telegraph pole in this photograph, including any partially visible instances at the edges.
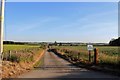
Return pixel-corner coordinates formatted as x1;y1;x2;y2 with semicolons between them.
0;0;5;77
0;0;5;55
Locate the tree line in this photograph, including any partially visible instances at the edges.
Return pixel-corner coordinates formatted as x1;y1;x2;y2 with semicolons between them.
3;41;40;45
3;37;120;46
109;37;120;46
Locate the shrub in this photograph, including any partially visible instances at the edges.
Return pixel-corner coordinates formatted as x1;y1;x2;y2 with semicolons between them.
10;54;19;62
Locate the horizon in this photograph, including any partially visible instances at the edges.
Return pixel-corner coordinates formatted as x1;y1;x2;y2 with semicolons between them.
3;2;118;43
4;40;112;44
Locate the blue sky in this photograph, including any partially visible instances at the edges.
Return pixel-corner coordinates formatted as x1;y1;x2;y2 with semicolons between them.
3;2;118;43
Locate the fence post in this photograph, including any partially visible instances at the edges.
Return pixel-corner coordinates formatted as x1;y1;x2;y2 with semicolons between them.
94;48;98;64
78;53;80;60
9;50;11;60
88;50;91;62
1;52;3;60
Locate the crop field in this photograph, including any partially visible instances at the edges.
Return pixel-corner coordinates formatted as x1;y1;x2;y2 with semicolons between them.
2;44;42;62
3;44;40;53
52;45;119;68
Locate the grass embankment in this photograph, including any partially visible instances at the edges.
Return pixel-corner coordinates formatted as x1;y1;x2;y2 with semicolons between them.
2;44;45;78
33;53;44;69
51;45;120;74
52;46;119;65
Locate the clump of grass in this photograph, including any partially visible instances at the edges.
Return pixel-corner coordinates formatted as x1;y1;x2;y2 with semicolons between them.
99;53;118;65
10;54;19;62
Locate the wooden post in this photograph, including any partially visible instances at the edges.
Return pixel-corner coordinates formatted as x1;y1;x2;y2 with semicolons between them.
78;52;80;60
9;50;11;60
94;48;98;64
88;50;91;62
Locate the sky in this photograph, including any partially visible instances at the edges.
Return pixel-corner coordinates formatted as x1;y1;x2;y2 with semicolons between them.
2;2;118;43
1;0;120;2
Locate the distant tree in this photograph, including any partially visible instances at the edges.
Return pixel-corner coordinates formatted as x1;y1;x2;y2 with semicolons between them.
40;42;47;49
109;37;120;46
110;38;116;42
3;41;14;44
54;41;57;46
59;43;62;46
70;44;73;46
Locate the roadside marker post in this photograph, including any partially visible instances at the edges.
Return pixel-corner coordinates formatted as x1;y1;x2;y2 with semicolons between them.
88;50;91;62
94;48;98;65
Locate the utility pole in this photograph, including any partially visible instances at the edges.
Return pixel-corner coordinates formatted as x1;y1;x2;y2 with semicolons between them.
0;0;5;55
0;0;5;77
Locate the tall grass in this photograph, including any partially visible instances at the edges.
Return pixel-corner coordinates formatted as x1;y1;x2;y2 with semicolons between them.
52;46;119;67
2;44;42;62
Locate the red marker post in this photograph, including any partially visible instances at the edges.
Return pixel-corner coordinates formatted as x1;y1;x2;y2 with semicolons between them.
94;48;98;65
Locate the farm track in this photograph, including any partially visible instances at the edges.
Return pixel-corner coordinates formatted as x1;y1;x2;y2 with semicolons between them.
18;50;119;79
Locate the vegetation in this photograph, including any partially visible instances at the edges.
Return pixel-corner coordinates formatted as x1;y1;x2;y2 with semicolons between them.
2;44;42;62
51;45;119;69
109;37;120;46
3;44;39;52
33;54;44;68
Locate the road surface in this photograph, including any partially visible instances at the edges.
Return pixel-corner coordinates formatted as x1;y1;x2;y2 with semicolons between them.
18;50;119;78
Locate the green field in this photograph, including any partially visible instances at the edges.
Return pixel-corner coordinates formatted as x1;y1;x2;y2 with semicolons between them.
3;44;41;62
3;44;40;52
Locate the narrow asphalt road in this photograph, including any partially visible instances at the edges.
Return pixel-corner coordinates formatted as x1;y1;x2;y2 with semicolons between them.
18;50;119;78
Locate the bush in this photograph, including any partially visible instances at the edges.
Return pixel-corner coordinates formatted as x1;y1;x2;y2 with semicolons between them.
10;54;19;62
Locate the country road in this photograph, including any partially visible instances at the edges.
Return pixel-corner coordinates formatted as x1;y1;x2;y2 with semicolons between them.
18;50;119;79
